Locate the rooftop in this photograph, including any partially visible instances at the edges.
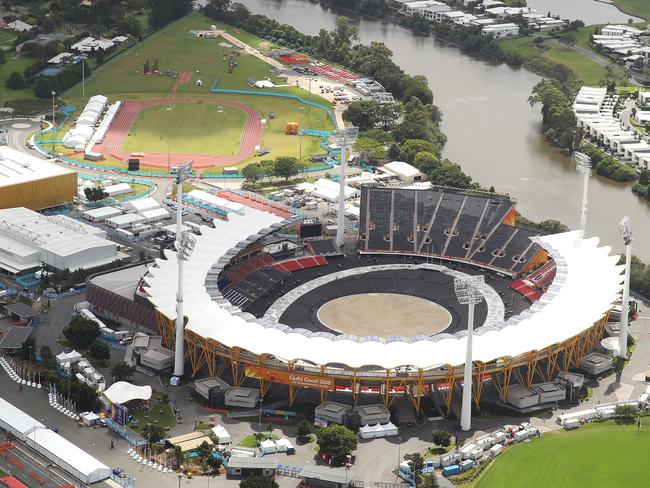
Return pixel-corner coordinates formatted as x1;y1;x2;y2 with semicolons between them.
89;264;147;299
4;303;38;319
0;146;75;188
0;326;34;349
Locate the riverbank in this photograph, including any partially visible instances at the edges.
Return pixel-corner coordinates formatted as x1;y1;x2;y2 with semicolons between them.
612;0;650;21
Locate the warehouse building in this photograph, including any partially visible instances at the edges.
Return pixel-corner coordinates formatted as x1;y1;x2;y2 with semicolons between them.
0;147;77;210
0;207;117;275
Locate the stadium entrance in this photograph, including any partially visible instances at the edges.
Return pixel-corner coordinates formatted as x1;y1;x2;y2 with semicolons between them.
317;293;452;336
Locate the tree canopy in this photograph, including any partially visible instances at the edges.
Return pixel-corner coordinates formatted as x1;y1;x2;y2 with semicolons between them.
240;475;279;488
62;316;100;348
110;361;137;383
316;424;357;464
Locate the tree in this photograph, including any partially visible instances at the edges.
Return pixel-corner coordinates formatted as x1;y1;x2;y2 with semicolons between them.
399;139;437;164
19;337;36;362
117;17;143;39
615;404;637;425
242;163;263;188
6;71;25;89
62;316;100;348
317;424;357;464
274;156;299;181
34;76;57;99
420;473;439;488
147;0;193;29
404;453;425;482
173;445;183;468
559;33;577;47
428;162;473;189
354;136;386;162
142;423;165;443
40;345;54;367
260;159;275;183
343;100;380;131
84;187;108;202
413;151;439;173
430;429;452;447
240;475;279;488
203;0;231;20
89;340;110;360
110;361;136;382
296;419;312;441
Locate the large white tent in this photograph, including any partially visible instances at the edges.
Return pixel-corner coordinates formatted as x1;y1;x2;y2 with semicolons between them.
103;381;152;405
0;397;45;441
25;428;111;484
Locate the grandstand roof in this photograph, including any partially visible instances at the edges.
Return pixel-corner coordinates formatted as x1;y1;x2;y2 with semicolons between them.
145;192;622;369
0;146;74;188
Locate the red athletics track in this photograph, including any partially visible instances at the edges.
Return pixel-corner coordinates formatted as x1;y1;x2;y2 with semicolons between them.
92;97;263;169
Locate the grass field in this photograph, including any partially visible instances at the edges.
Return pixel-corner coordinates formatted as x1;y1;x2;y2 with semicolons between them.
613;0;650;20
122;103;247;155
475;422;650;488
0;54;42;105
498;37;608;85
128;404;176;433
239;433;278;448
55;11;334;171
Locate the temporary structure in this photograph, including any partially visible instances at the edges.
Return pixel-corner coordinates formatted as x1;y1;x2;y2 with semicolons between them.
275;438;293;452
259;439;277;455
211;425;231;444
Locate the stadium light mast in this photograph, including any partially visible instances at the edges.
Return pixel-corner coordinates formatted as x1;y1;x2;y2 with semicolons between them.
330;127;359;249
618;217;632;359
171;231;195;385
574;151;592;234
170;160;194;386
454;275;485;431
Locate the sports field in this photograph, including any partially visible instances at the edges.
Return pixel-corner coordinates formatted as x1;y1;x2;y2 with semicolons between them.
475;422;650;488
121;103;247;155
56;11;334;172
612;0;650;20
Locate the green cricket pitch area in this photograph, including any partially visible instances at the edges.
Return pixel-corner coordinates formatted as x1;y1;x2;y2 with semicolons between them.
474;422;649;488
121;103;247;155
54;11;335;173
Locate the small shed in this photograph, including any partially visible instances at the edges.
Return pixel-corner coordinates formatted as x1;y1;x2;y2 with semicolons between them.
299;465;355;488
211;425;231;444
259;439;277;455
227;457;277;477
4;303;39;324
0;326;34;352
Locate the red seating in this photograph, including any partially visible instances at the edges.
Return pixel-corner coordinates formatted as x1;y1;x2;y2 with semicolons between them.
274;256;328;273
222;253;277;288
509;260;556;302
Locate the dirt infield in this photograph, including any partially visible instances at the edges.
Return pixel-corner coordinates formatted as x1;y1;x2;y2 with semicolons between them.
317;293;452;337
92;98;262;169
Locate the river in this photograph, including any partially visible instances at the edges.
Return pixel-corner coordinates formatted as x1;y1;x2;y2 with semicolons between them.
235;0;650;260
527;0;643;25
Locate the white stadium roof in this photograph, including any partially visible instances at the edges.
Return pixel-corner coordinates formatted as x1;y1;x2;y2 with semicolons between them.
0;146;74;188
144;203;623;369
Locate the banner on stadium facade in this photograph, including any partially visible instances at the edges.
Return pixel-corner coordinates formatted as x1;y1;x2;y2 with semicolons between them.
111;403;128;426
244;365;335;390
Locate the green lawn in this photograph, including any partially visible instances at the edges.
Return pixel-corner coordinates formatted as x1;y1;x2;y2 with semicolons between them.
239;433;278;448
121;102;247;155
55;11;333;172
127;403;176;432
475;422;650;488
613;0;650;20
498;37;608;85
0;54;41;105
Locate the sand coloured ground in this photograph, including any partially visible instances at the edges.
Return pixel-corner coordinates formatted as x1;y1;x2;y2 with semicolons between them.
317;293;452;337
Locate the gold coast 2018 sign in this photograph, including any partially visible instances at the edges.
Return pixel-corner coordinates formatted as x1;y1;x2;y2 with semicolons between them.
245;365;335;390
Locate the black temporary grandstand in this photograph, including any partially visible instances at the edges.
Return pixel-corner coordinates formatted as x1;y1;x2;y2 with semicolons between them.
358;187;542;275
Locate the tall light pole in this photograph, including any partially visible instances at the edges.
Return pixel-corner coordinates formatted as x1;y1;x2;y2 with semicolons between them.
330;127;359;249
454;275;485;431
618;217;632;359
170;160;194;386
51;90;56;150
81;56;85;102
574;151;592;235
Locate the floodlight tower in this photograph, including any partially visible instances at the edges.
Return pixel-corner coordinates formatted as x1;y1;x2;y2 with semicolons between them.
170;160;194;386
171;231;195;385
574;151;592;234
618;217;632;359
454;275;485;431
330;127;359;249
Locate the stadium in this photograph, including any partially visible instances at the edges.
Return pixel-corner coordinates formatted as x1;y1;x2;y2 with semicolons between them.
141;185;622;414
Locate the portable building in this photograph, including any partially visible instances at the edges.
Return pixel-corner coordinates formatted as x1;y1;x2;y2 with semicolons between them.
211;425;231;444
275;438;293;453
489;444;503;456
0;397;45;441
259;439;277;455
459;459;474;472
513;430;529;442
442;465;460;477
440;452;461;467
